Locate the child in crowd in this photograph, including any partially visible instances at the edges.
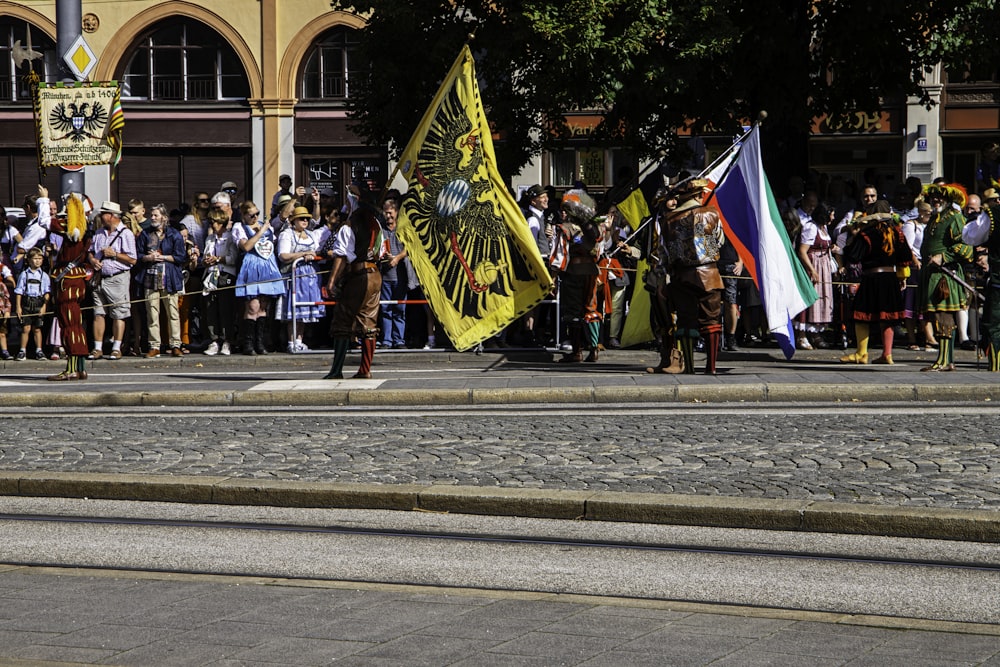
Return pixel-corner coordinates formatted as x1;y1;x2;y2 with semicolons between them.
0;257;14;360
14;247;51;360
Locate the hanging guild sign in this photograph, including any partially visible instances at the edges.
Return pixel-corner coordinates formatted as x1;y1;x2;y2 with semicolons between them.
33;80;125;173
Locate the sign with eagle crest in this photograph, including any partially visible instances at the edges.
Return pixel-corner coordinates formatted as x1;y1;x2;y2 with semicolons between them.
396;46;553;351
34;81;125;174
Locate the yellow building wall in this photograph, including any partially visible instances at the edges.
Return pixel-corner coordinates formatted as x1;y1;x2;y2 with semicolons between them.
1;0;366;195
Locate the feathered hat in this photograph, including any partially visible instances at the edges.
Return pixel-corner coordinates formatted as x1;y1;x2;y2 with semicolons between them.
922;182;967;209
560;188;596;223
59;193;94;242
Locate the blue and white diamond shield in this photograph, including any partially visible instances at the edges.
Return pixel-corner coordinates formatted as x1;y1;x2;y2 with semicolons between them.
436;179;471;217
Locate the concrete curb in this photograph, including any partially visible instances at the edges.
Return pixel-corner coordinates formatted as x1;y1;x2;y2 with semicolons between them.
1;472;996;543
0;383;998;408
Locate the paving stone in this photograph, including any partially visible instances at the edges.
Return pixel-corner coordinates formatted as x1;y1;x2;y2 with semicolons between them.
226;636;373;664
748;628;889;659
97;640;245;666
671;612;796;638
420;615;544;641
489;631;625;660
869;629;1000;662
357;634;493;665
43;623;173;651
617;628;753;664
3;413;998;512
539;613;669;639
706;648;845;667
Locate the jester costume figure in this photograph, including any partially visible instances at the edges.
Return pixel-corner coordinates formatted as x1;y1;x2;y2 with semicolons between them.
657;180;725;375
840;201;913;365
962;202;1000;370
324;204;383;380
548;189;603;363
919;183;974;372
47;196;92;381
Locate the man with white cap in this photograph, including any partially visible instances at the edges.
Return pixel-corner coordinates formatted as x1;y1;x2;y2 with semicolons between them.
221;181;243;222
270;174;293;219
87;201;137;360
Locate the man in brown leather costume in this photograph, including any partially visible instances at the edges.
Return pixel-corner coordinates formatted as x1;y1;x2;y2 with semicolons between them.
324;204;383;379
649;179;725;374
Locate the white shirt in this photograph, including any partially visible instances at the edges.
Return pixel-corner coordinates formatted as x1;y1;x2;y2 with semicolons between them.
799;219;830;247
963;210;992;247
331;225;358;263
277;227;321;257
526;205;545;237
902;220;926;260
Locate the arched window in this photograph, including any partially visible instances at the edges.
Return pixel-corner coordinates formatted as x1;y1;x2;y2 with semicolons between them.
300;27;362;101
122;19;249;101
0;18;56;103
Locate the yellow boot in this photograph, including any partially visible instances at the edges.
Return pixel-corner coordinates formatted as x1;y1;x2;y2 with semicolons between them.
840;322;869;364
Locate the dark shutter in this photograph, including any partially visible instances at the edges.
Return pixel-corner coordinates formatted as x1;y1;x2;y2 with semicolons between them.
115;152;181;209
114;150;249;210
8;153;60;208
181;151;249;205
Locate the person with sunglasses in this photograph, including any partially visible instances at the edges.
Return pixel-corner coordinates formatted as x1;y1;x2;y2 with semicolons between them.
232;199;284;355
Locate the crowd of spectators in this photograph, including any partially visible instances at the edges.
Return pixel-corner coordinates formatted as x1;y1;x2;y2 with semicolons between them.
3;145;998;368
0;179;436;362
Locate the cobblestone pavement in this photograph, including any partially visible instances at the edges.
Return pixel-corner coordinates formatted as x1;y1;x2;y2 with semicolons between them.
3;567;999;666
2;412;999;511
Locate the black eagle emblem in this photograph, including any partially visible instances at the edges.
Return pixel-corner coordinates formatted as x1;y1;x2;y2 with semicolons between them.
401;84;539;319
49;95;108;143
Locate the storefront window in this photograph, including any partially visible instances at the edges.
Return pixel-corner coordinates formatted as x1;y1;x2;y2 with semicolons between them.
550;148;636;188
122;19;249;101
550;150;577;187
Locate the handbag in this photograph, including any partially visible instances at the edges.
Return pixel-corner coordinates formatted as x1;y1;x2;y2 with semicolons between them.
932;275;950;302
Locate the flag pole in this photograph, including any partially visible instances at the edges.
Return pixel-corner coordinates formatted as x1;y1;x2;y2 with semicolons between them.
703;112;767;208
607;115;765;260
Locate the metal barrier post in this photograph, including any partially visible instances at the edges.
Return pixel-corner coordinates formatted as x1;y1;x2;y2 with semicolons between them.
288;257;300;352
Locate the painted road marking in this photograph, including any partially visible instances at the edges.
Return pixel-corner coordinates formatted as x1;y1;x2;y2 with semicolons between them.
248;379;388;391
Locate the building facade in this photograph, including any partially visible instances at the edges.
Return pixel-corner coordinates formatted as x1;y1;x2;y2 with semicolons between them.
1;0;383;210
1;2;997;209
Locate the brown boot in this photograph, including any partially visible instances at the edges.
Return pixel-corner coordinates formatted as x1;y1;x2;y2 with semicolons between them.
560;323;584;363
584;347;599;362
647;347;685;374
704;330;721;375
353;338;375;378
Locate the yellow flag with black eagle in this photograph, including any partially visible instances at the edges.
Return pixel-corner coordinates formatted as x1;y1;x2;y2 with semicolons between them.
395;46;553;351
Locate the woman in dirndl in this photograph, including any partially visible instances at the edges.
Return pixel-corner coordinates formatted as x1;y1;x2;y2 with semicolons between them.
276;206;325;352
796;203;835;349
233;200;284;355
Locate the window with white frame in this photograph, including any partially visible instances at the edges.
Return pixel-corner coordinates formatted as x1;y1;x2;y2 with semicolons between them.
300;27;363;101
0;19;56;103
122;20;248;101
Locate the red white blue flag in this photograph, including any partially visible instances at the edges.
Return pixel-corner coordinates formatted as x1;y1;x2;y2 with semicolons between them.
706;126;817;358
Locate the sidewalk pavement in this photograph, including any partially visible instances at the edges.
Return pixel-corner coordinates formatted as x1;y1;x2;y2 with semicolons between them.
3;565;1000;666
1;344;999;407
2;345;999;543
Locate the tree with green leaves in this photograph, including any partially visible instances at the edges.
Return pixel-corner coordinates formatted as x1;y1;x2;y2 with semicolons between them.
334;0;997;180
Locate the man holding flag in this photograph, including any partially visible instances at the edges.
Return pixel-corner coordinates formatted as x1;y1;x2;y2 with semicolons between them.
654;179;726;374
392;45;552;352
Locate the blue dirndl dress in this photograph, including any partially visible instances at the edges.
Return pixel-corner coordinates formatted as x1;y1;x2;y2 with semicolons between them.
235;225;285;298
279;232;325;322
